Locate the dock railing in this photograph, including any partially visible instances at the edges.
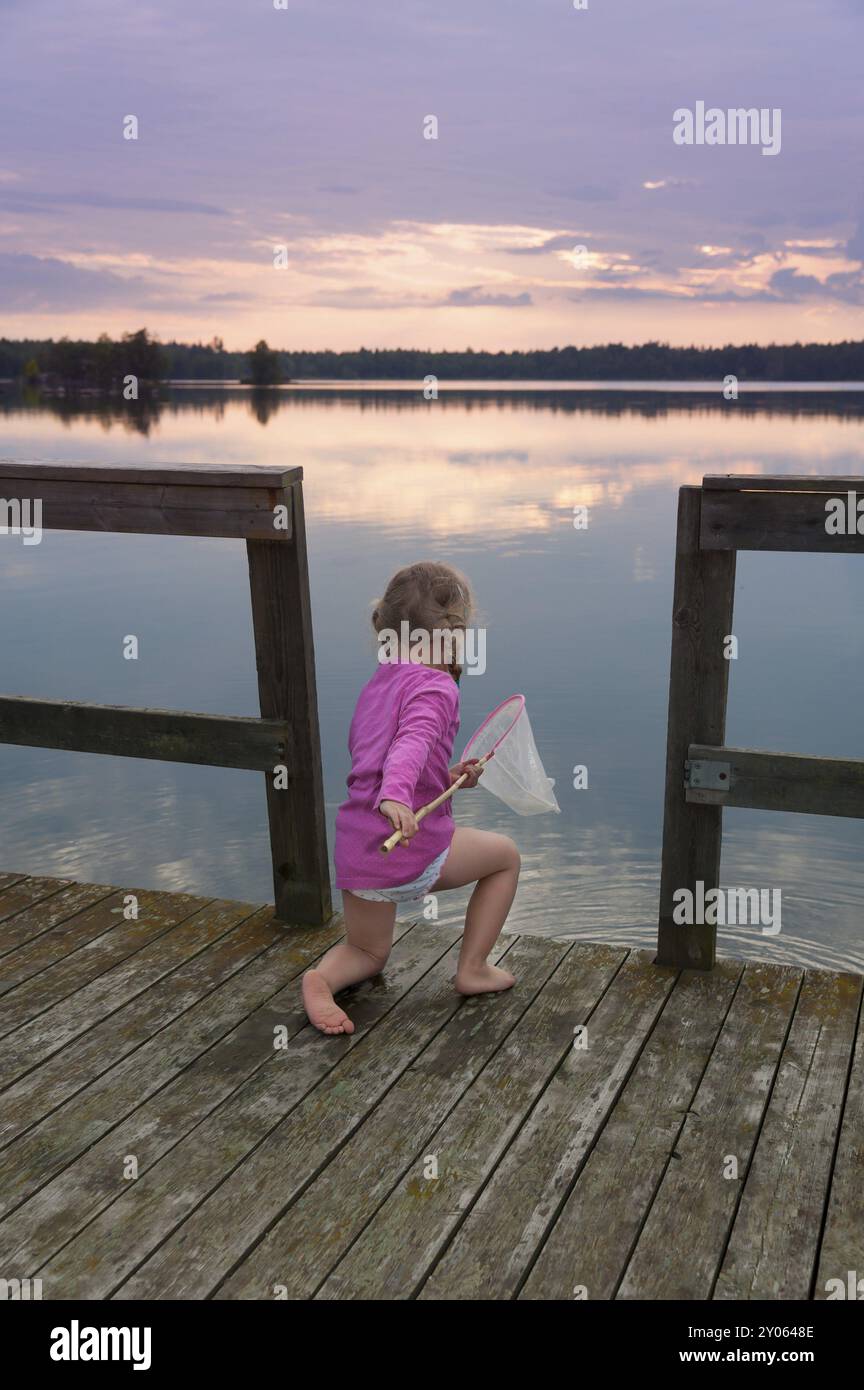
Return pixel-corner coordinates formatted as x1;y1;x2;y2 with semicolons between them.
658;474;864;970
0;459;332;926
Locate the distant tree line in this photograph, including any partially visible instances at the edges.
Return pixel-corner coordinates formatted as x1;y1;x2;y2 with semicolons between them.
5;329;167;391
0;331;284;389
265;341;864;381
1;333;862;384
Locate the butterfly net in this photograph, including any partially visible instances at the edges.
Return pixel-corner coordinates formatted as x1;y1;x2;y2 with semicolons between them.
462;694;560;816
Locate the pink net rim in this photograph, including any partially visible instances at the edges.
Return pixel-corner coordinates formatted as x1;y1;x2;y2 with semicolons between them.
461;693;525;760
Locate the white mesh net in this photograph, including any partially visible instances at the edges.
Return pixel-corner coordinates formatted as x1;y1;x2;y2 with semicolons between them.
463;695;560;816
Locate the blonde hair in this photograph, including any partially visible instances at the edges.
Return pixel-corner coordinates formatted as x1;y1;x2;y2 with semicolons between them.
372;561;475;679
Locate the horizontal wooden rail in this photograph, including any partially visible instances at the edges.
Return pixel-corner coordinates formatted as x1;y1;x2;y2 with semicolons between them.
700;475;864;553
0;460;302;540
704;475;864;492
0;696;293;773
685;744;864;819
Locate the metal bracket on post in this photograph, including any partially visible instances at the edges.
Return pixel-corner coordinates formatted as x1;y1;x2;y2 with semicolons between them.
685;759;732;793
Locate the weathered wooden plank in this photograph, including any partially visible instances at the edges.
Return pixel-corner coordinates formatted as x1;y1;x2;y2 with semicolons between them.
686;744;864;819
311;943;628;1302
657;486;736;969
0;475;296;539
0;888;213;1038
0;895;247;1090
0;886;130;994
814;990;864;1299
0;874;27;895
520;959;743;1301
36;923;472;1297
0;881;119;962
1;460;302;489
0;907;291;1185
218;934;571;1299
0;913;355;1272
617;960;802;1300
414;949;675;1301
0;879;74;941
715;968;862;1300
2;863;856;1308
247;482;331;926
0;696;293;773
701;486;864;553
703;475;864;492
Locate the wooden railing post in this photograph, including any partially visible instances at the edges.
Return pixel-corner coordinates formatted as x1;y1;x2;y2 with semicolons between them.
0;459;333;929
247;480;332;926
657;486;736;969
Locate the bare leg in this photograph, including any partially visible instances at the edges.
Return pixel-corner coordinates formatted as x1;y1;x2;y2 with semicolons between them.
432;827;520;995
302;893;396;1036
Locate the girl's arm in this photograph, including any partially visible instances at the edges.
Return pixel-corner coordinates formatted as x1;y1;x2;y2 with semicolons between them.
377;683;457;814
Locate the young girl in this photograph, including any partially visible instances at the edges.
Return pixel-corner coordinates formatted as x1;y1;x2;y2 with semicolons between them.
302;561;521;1035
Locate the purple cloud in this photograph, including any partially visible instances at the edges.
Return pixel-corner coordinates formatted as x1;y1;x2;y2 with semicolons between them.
446;286;533;307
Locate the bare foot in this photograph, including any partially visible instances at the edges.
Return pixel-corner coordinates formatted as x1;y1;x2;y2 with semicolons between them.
302;969;355;1035
454;963;516;996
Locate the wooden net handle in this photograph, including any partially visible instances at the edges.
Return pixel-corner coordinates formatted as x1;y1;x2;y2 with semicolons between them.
379;752;492;855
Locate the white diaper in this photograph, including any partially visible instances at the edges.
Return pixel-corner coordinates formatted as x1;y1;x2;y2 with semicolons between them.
349;847;450;905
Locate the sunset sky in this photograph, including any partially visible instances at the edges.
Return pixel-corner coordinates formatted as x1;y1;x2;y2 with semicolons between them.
1;0;863;351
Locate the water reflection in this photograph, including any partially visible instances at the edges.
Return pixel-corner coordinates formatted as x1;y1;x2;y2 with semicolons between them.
3;382;864;436
1;386;863;971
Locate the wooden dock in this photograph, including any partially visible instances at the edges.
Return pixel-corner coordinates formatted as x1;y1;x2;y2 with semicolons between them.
1;870;861;1301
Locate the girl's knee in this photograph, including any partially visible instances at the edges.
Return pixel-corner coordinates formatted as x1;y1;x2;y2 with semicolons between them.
495;834;520;875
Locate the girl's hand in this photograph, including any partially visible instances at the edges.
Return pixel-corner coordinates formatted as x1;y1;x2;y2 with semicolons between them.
379;799;418;843
450;758;483;789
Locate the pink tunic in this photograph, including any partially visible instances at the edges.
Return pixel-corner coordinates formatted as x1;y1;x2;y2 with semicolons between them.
334;662;460;889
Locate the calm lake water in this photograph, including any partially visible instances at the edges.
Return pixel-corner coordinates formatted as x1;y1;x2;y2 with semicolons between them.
2;384;863;971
